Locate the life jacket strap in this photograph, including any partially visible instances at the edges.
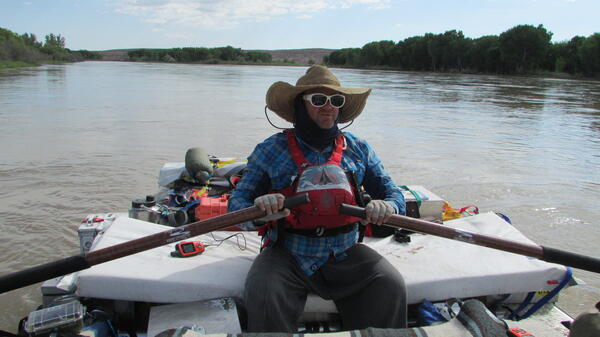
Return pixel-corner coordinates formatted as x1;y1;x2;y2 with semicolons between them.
284;222;357;237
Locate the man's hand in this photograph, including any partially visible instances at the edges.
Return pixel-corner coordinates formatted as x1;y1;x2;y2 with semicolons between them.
365;200;395;225
254;193;290;222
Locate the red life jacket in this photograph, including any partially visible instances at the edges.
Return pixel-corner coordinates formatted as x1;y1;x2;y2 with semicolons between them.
276;129;359;230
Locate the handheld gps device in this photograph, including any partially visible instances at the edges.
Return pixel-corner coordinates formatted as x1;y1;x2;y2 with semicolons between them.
170;241;205;257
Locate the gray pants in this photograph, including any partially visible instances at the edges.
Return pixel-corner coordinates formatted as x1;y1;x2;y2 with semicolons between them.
244;243;407;332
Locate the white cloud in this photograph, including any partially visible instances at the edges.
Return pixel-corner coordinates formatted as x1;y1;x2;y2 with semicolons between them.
114;0;390;30
341;0;391;9
164;32;194;40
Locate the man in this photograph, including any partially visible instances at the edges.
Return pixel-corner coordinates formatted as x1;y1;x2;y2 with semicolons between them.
228;65;407;332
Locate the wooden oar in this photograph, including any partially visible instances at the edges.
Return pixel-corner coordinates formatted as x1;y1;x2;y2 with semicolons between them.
0;194;309;294
340;204;600;274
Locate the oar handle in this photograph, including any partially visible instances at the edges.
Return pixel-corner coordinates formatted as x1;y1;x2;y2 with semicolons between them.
0;194;309;294
340;204;366;218
283;193;309;209
340;203;600;274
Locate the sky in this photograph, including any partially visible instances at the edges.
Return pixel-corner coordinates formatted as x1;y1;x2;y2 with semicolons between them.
1;0;599;51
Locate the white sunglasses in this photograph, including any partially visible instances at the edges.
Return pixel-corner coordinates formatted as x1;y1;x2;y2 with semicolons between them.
303;93;346;108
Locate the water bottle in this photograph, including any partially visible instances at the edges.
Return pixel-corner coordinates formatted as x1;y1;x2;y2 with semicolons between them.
144;195;160;224
129;199;147;221
129;195;160;223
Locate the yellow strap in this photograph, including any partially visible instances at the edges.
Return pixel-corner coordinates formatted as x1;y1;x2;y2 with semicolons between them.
215;158;246;168
442;201;463;221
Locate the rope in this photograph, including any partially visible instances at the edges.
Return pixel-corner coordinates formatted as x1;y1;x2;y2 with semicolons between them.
264;105;355;130
399;185;423;207
508;267;573;320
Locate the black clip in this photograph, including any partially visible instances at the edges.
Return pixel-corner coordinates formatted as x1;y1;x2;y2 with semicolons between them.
394;229;412;243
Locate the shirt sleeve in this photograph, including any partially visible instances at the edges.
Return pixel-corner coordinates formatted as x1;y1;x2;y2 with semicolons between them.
227;144;271;230
228;133;292;229
357;138;406;216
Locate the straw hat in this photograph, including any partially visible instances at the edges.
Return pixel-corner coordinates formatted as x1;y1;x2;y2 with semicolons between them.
266;65;371;124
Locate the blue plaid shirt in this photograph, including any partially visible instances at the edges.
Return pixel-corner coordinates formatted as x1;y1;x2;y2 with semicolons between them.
228;131;405;276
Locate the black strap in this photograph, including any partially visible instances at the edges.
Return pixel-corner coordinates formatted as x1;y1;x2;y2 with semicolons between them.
406;200;421;218
347;170;369;242
284;223;357;237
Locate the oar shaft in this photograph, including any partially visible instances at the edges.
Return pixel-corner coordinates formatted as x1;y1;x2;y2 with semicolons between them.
0;255;90;295
340;204;600;274
0;194;309;294
86;204;263;265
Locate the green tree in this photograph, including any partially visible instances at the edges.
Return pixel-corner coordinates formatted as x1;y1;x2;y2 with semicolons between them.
126;46;271;64
562;36;585;74
578;33;600;77
402;36;431;70
245;51;272;63
499;24;553;74
44;33;65;49
544;41;565;72
213;46;243;61
40;33;72;60
326;48;361;66
0;28;44;62
425;33;443;71
185;47;210;62
1;27;100;64
20;33;41;48
360;40;395;67
445;30;470;71
469;35;501;73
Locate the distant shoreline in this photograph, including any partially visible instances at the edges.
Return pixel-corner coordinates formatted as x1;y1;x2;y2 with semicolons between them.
1;59;590;82
1;55;593;82
95;48;336;66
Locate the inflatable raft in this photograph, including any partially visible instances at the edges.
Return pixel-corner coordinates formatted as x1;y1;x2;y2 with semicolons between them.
11;153;575;337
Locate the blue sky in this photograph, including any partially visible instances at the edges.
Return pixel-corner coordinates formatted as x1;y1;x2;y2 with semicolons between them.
1;0;598;51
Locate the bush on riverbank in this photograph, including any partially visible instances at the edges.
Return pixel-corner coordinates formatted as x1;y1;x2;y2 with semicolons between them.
127;46;272;64
325;25;600;79
0;27;101;68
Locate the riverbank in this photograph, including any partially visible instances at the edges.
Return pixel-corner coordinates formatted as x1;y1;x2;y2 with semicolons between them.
91;48;594;80
95;48;335;66
326;63;597;81
0;60;74;70
0;60;37;69
2;58;592;84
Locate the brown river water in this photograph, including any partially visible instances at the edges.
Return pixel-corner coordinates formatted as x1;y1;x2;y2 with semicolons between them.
1;62;599;331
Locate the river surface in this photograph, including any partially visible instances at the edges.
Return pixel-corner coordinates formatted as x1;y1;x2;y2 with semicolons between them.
1;62;599;331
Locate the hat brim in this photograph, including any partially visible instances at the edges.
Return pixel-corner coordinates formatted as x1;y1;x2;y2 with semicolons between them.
266;82;371;124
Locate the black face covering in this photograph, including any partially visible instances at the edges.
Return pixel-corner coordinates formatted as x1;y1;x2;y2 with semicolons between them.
293;95;340;150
